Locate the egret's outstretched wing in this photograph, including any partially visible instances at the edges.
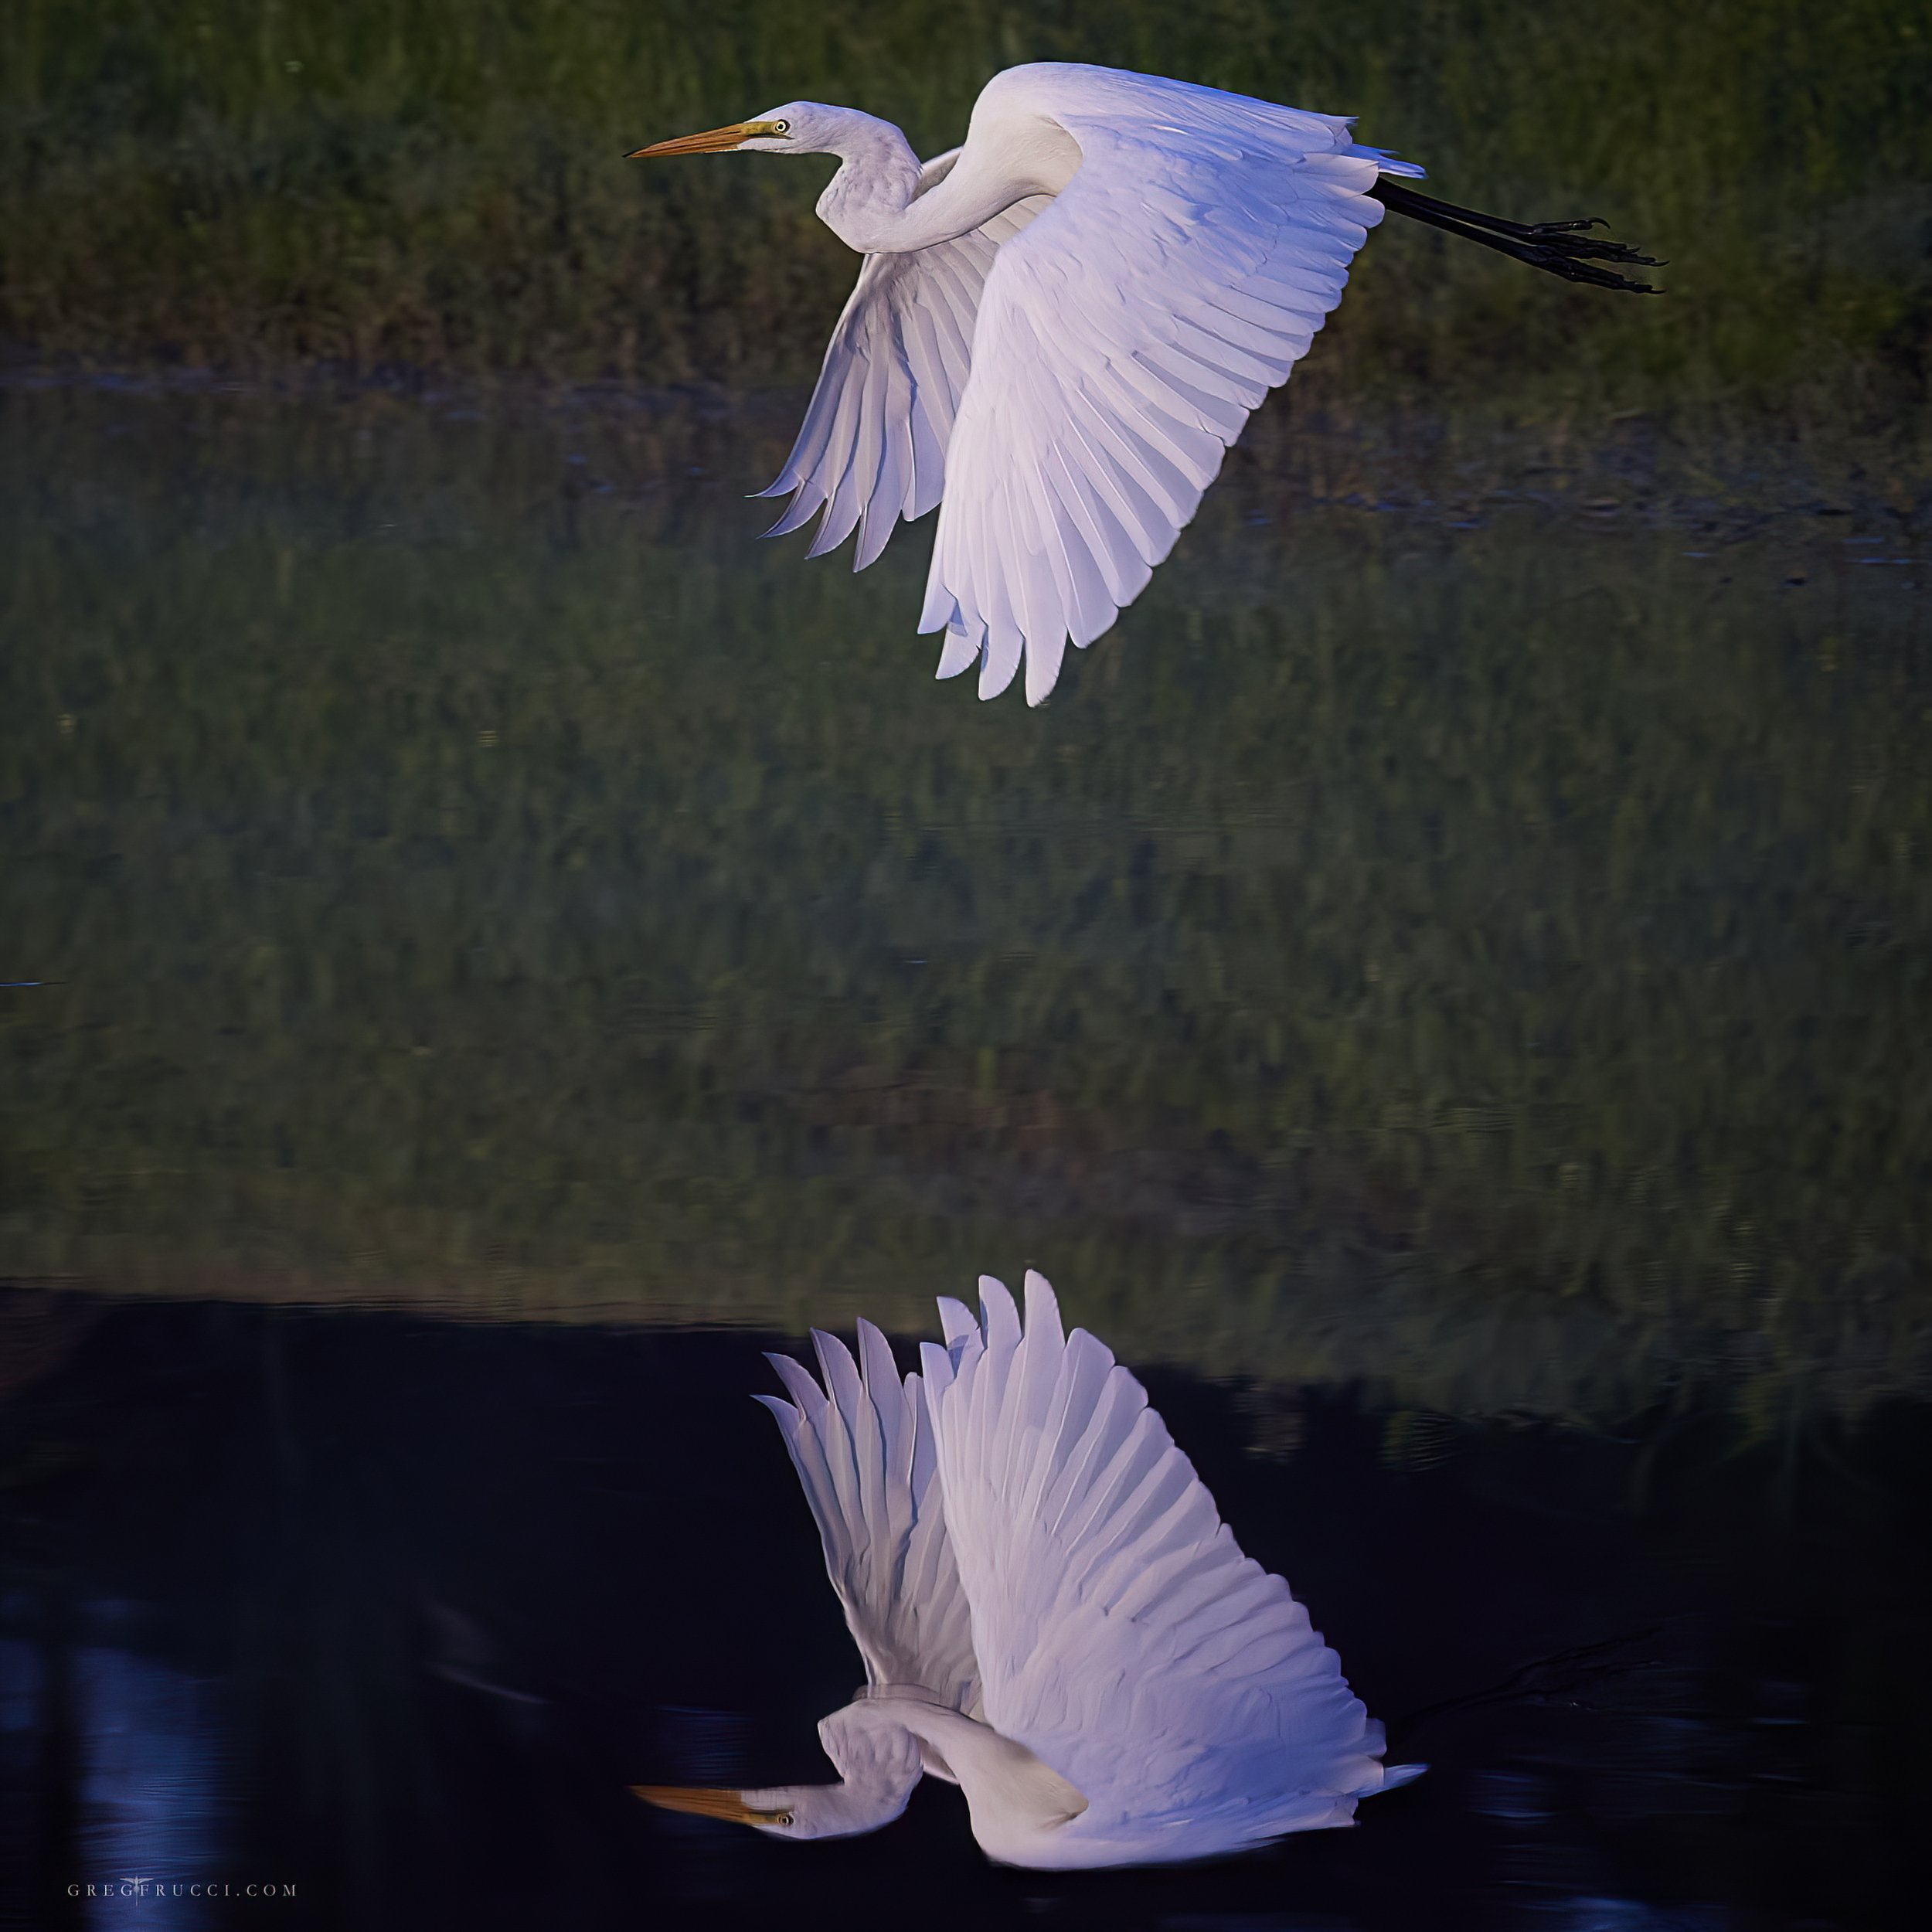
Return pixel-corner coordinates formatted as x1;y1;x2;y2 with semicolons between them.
757;151;1049;570
920;1273;1410;1855
920;67;1422;704
757;1321;980;1715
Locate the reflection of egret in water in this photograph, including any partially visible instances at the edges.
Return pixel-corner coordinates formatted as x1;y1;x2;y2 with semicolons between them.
640;1273;1419;1868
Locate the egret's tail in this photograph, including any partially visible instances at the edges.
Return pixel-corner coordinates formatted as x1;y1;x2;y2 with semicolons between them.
1368;179;1662;294
1349;144;1425;181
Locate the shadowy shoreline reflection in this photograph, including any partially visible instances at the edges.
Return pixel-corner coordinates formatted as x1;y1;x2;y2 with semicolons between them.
2;1294;1926;1928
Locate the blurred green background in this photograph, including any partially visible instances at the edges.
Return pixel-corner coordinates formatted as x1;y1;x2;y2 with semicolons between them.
4;387;1927;1419
3;0;1929;430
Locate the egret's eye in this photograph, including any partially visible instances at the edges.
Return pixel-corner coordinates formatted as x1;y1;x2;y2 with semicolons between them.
771;119;790;135
775;1812;794;1827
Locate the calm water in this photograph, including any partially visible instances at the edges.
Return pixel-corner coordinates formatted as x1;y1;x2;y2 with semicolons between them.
2;383;1928;1927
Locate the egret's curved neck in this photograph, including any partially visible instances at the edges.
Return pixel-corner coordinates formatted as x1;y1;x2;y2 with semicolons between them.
831;1697;1087;1859
756;1699;924;1838
814;109;1070;255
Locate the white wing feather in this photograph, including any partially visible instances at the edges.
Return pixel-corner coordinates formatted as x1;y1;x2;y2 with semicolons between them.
757;1321;980;1715
919;66;1421;703
757;150;1050;571
920;1272;1406;1854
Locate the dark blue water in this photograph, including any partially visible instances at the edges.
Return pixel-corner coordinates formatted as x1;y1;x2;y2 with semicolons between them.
2;1296;1928;1930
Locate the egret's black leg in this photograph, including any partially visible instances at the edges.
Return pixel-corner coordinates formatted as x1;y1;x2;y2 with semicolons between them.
1369;179;1663;294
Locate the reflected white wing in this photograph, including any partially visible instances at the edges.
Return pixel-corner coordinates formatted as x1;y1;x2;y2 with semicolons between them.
757;150;1049;571
757;1321;980;1715
920;70;1420;703
920;1272;1407;1854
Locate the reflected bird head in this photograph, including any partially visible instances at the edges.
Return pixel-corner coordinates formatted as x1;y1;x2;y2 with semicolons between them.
633;1784;794;1831
634;1780;896;1840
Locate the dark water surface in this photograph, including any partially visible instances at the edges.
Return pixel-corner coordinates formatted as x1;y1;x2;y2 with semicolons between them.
2;384;1929;1926
2;1300;1929;1930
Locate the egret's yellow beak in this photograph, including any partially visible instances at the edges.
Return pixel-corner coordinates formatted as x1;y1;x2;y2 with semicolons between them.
632;1785;790;1825
625;121;784;159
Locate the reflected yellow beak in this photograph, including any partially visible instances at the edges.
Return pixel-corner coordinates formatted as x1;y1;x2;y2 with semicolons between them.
632;1785;787;1825
625;121;781;159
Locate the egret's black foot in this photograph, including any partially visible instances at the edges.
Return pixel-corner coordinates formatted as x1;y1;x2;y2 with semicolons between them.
1369;181;1663;294
1522;248;1662;294
1519;225;1662;267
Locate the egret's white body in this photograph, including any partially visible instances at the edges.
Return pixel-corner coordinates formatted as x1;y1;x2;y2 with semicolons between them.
634;64;1426;706
640;1272;1419;1869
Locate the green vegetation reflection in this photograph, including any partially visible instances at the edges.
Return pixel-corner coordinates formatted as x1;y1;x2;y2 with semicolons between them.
2;389;1927;1421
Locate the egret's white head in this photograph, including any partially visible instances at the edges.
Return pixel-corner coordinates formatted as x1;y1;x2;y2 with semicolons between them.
632;1781;887;1840
626;103;852;160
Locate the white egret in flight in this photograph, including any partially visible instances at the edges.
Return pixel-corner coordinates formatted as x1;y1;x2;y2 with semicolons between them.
630;63;1657;706
638;1271;1420;1868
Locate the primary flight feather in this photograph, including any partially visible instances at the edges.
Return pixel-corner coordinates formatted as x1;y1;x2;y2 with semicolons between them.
636;1271;1421;1869
631;63;1657;706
